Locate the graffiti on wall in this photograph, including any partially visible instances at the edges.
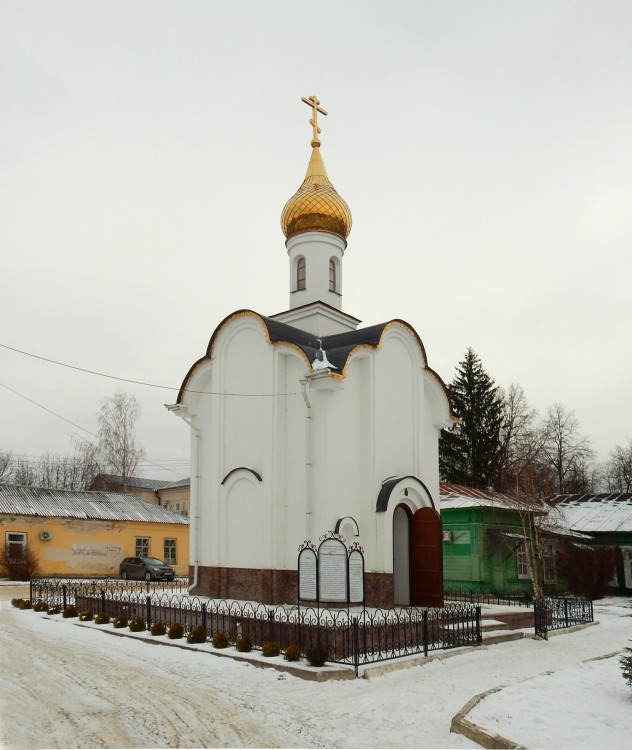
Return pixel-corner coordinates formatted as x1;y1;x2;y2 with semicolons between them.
71;544;122;559
63;542;124;574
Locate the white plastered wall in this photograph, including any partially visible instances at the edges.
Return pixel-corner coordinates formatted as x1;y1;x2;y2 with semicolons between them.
181;312;452;577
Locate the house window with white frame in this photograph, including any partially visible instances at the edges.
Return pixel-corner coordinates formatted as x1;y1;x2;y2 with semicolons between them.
6;532;26;560
516;541;531;579
543;541;557;584
164;539;177;565
329;258;336;292
135;537;150;558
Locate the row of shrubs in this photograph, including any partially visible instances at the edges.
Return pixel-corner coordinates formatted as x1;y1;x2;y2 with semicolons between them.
12;599;328;667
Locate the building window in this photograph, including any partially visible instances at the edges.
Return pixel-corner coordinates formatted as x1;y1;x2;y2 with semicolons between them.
296;257;306;291
135;537;150;558
516;541;531;579
164;539;177;565
543;542;557;584
329;258;336;291
6;532;26;560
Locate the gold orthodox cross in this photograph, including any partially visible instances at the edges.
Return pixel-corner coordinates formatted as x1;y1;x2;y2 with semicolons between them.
301;95;328;145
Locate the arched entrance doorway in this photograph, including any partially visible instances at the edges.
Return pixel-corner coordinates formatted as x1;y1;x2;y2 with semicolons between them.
393;505;411;605
409;506;443;607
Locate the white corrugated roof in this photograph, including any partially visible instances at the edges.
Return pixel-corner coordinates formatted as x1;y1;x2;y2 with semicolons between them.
439;482;546;512
550;494;632;533
0;484;189;524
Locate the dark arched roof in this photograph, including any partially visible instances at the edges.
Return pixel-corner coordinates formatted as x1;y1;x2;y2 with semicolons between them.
177;309;453;419
376;476;437;512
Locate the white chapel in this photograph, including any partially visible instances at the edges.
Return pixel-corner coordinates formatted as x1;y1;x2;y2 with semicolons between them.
169;96;454;608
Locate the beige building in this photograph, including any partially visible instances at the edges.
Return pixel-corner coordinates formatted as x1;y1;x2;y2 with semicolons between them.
89;474;191;516
1;484;190;577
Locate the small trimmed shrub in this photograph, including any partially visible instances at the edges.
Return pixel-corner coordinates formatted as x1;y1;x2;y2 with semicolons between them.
305;645;328;667
94;611;110;624
63;605;78;618
19;599;33;610
128;616;146;632
187;625;208;644
168;622;184;640
262;640;280;658
621;647;632;690
150;620;166;636
212;630;229;648
11;598;21;608
79;610;93;621
47;604;61;615
33;601;48;612
284;644;302;662
113;614;128;629
236;634;252;653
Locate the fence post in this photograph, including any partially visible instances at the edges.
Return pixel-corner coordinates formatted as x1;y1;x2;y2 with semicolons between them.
101;590;106;612
352;616;359;677
268;608;275;643
476;606;482;645
146;596;152;630
423;610;428;657
202;602;207;633
564;598;569;628
62;584;67;611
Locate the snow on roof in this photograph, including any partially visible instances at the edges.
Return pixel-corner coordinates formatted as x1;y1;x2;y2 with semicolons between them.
161;478;191;490
439;482;544;511
0;484;189;524
549;493;632;533
91;474;175;491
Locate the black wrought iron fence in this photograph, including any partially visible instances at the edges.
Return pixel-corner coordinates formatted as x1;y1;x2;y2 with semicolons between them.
445;587;533;608
30;576;189;608
534;595;593;640
30;577;482;675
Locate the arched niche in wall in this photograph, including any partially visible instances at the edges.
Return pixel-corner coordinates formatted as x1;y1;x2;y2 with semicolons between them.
221;468;264;568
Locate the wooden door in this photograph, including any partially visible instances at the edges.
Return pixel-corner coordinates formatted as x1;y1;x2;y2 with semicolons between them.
410;507;443;607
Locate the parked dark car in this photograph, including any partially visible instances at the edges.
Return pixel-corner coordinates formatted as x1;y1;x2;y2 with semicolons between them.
119;557;175;581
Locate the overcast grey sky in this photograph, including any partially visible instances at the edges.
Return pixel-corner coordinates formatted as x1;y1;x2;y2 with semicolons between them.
2;1;631;480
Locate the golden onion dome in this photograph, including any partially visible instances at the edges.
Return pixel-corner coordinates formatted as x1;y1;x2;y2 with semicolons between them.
281;144;352;241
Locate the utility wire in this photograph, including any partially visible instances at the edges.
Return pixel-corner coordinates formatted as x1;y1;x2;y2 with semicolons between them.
0;381;187;479
0;381;97;438
0;343;297;397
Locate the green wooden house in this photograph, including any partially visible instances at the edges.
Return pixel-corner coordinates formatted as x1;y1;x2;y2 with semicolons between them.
440;483;567;596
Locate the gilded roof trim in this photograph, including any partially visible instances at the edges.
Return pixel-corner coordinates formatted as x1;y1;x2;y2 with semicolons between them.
177;310;454;421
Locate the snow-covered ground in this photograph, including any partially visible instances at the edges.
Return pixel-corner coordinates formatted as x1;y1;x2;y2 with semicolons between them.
1;583;631;749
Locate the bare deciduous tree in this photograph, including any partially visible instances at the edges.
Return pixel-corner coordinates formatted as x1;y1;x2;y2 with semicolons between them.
0;449;99;490
497;384;542;491
541;403;594;493
11;456;39;486
78;391;145;491
0;451;13;482
604;438;632;492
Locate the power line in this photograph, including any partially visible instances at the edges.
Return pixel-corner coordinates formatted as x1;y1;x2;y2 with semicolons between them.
0;381;97;438
0;343;297;397
0;381;187;479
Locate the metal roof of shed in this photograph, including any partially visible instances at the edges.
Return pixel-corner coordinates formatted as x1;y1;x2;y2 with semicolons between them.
0;484;189;524
91;474;176;491
439;483;544;511
549;493;632;533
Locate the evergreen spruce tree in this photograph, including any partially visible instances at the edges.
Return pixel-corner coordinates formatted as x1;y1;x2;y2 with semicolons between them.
439;348;504;489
